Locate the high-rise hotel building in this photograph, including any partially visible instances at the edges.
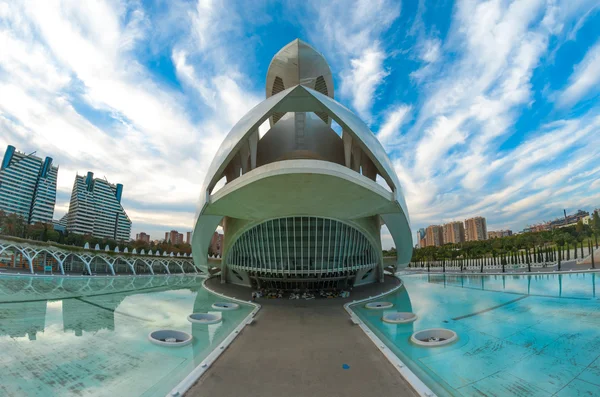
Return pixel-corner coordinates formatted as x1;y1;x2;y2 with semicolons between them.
0;145;58;224
64;172;131;241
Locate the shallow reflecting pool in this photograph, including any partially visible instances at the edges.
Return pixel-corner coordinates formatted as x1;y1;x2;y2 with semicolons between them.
352;272;600;397
0;275;252;396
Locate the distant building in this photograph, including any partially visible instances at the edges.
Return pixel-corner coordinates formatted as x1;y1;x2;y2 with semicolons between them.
464;217;487;241
425;225;444;247
416;228;426;247
488;230;512;239
136;232;150;243
523;223;551;233
554;210;590;229
210;232;223;256
0;145;58;224
524;210;591;232
52;220;66;234
166;230;184;245
65;172;131;241
186;231;192;245
443;221;465;244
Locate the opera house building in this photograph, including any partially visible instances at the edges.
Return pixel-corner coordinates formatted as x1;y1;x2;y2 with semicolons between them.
192;39;412;290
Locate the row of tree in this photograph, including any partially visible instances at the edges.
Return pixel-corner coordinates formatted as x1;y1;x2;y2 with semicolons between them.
410;212;600;267
0;210;192;255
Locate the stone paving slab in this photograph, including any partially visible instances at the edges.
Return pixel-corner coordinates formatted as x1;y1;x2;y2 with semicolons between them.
187;277;418;397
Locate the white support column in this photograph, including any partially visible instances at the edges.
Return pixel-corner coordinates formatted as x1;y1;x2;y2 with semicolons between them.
278;219;283;272
255;228;263;274
321;218;325;275
26;257;34;274
261;223;269;273
271;220;277;272
265;222;272;271
126;260;136;275
333;221;339;272
343;224;350;271
243;233;250;270
314;217;318;275
57;258;65;275
351;145;362;173
146;261;155;275
286;218;290;274
80;256;92;275
248;129;258;170
327;219;332;273
293;217;297;276
300;217;304;273
239;140;250;174
342;131;353;168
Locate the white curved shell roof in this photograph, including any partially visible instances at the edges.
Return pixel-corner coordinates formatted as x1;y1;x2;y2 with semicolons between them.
266;39;334;100
192;40;412;274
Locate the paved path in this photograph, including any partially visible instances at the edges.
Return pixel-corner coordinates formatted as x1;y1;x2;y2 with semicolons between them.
187;277;418;397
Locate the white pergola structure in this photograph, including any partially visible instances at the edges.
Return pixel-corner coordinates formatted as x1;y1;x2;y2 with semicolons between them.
0;239;199;276
192;39;412;289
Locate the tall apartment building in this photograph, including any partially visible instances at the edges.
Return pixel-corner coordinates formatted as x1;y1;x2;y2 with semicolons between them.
136;232;151;243
186;231;192;245
0;145;58;224
65;172;131;241
425;225;444;247
488;230;512;239
443;221;465;244
464;216;487;241
166;230;184;244
210;232;223;256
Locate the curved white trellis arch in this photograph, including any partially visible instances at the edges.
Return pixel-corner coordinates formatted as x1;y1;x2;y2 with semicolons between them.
0;240;200;276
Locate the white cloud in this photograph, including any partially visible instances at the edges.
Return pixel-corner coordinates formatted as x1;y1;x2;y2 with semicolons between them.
557;40;600;107
384;0;600;244
0;0;263;239
340;45;389;121
419;38;441;63
377;104;412;148
304;0;401;122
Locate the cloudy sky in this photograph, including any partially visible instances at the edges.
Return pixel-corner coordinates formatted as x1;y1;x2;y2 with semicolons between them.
1;0;599;247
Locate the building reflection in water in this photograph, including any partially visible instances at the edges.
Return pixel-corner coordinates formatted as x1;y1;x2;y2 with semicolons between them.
425;272;597;299
0;275;204;339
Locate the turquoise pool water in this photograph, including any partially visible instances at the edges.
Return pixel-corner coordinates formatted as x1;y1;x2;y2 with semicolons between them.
352;272;600;397
0;275;253;396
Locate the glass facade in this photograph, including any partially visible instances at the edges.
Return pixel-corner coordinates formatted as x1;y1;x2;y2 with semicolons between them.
227;217;377;286
0;145;57;224
65;173;131;241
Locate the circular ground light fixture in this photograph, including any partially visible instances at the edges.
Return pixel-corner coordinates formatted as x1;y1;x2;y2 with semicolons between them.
365;301;393;310
148;330;193;347
188;312;222;324
410;328;457;347
211;302;239;310
382;312;418;324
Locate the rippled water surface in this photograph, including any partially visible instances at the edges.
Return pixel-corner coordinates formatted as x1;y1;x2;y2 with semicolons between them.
352;272;600;397
0;275;252;396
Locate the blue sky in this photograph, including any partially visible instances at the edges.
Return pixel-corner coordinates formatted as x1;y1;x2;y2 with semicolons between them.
1;0;599;247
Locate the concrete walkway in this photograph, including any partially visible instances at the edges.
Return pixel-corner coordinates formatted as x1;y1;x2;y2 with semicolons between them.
187;277;418;397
